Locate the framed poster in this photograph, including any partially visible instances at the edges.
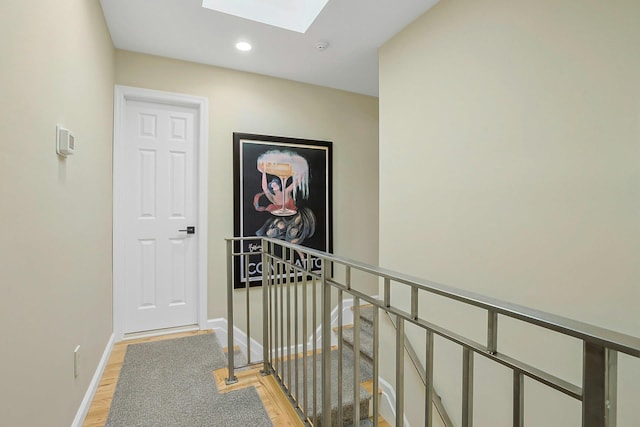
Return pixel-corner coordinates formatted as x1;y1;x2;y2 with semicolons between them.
233;133;333;288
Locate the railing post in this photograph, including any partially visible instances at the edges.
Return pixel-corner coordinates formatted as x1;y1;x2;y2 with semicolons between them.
293;249;300;402
384;277;391;308
337;288;344;424
279;253;285;376
462;347;474;427
487;311;498;355
425;329;434;427
321;258;332;427
302;251;309;416
513;371;524;427
582;342;617;427
225;239;238;385
245;255;251;364
286;248;292;393
606;349;617;427
261;239;270;375
411;287;419;320
372;307;380;426
396;317;405;427
353;298;361;426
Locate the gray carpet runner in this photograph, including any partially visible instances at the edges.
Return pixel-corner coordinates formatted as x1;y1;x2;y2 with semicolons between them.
105;334;272;427
340;306;376;363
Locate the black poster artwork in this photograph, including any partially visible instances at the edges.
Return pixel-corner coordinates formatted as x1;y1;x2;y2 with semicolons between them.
233;133;333;288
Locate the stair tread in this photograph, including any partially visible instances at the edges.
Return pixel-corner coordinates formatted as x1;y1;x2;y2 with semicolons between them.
283;346;373;425
346;415;391;427
341;323;375;361
351;305;376;326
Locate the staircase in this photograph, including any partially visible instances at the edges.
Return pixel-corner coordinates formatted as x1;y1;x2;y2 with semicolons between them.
281;304;384;426
287;346;373;426
330;305;386;427
226;237;640;427
340;305;375;365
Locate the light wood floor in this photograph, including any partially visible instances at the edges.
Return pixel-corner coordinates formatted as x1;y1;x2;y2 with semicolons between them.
214;366;304;426
83;330;303;427
83;330;387;426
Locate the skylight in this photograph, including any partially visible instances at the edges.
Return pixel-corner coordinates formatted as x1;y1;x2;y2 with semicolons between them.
202;0;329;33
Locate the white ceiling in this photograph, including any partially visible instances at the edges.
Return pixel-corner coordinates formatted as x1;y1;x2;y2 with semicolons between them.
100;0;439;97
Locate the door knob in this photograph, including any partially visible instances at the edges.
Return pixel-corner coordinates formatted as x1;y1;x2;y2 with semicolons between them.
178;226;196;235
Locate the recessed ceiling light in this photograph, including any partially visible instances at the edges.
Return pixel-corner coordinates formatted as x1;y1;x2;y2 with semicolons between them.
235;41;252;52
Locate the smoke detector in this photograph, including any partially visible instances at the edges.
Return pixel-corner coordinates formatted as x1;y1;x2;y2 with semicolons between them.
316;41;329;51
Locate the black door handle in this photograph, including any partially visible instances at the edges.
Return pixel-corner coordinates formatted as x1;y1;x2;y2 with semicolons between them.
178;226;196;235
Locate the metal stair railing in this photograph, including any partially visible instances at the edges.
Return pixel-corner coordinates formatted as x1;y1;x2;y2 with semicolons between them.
224;236;640;427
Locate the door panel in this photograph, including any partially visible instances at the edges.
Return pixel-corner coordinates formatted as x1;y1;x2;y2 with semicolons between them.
122;100;198;333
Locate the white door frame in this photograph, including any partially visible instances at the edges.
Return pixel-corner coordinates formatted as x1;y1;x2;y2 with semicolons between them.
113;85;208;340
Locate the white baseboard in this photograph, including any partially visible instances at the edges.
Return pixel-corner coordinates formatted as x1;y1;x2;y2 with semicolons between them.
72;333;115;427
207;318;264;363
378;377;411;427
122;324;200;341
208;296;380;364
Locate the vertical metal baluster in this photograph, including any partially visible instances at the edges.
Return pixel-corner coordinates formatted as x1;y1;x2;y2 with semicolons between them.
337;288;344;425
225;239;238;384
276;257;281;379
339;266;349;424
271;254;280;377
269;242;275;370
245;254;251;365
283;250;288;386
312;275;318;427
487;311;498;355
341;265;350;425
261;241;270;374
513;370;524;427
606;349;618;427
302;253;309;418
273;252;282;377
462;348;474;427
396;317;405;427
321;259;332;427
411;286;419;320
384;278;391;308
373;306;380;427
286;248;292;394
583;342;617;427
280;254;285;378
425;330;434;427
353;297;361;426
292;249;299;403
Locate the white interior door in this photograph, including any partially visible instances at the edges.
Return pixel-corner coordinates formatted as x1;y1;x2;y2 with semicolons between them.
114;87;208;336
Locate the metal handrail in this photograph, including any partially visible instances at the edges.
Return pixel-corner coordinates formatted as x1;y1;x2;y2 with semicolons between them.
226;236;640;357
225;237;640;427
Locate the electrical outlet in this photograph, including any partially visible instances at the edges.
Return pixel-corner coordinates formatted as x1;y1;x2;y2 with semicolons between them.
74;345;80;378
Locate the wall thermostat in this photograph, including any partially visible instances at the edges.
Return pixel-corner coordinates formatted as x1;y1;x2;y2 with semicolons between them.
56;125;75;157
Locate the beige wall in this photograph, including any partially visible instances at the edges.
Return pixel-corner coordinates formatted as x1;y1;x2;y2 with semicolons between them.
379;0;640;425
0;1;115;426
115;51;380;327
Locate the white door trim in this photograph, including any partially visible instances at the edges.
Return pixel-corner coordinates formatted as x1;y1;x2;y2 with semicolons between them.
113;85;208;340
